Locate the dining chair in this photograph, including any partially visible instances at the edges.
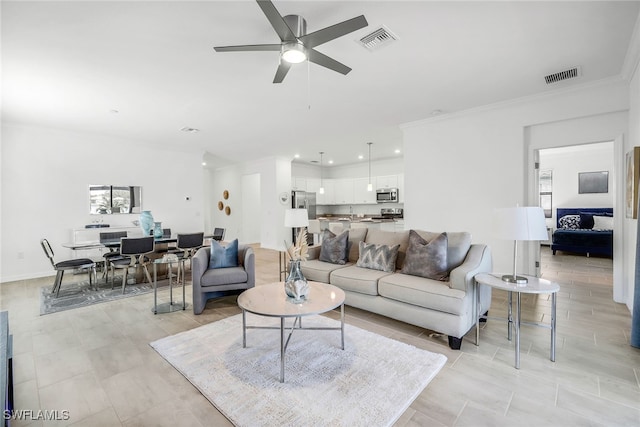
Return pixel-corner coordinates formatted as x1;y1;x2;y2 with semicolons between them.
40;239;97;297
99;231;128;282
109;236;154;294
212;228;226;241
171;232;204;284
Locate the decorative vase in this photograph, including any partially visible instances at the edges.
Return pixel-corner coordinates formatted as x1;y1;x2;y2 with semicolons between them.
153;222;163;239
284;259;309;302
139;210;154;236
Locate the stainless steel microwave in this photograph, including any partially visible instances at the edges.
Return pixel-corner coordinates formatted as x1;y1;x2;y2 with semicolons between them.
376;188;398;203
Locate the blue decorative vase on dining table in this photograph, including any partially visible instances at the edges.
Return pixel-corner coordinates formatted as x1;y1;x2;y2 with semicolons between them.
139;210;154;236
153;222;163;239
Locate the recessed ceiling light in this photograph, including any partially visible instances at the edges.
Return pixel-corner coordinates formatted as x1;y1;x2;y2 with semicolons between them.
180;127;200;133
394;149;401;154
202;162;207;166
328;160;334;164
358;155;364;160
294;154;300;159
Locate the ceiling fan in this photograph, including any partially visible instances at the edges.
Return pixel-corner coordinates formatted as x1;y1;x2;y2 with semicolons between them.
213;0;368;83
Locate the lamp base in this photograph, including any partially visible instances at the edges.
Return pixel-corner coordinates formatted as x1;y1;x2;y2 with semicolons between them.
502;274;528;285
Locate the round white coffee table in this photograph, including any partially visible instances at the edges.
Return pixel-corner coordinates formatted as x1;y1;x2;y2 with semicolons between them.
237;281;346;382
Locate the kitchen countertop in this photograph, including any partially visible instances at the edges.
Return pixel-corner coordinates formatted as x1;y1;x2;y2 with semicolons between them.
317;217;401;223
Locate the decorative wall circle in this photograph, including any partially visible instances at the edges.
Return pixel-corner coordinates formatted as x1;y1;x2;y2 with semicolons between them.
217;201;224;210
279;191;290;205
223;190;229;200
225;206;231;216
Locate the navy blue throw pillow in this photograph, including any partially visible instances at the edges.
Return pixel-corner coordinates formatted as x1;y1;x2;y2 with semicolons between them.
209;239;238;269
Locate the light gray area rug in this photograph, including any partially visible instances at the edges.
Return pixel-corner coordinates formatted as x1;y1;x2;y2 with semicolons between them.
40;277;171;315
150;313;447;427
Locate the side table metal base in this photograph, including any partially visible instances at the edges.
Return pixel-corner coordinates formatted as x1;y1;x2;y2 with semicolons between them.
152;302;188;314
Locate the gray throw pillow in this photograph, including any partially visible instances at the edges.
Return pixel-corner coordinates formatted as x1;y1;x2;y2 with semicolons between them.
356;241;400;273
319;230;349;265
401;231;449;281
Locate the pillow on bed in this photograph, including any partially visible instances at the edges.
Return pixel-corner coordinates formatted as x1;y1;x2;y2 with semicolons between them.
558;215;580;229
593;215;614;231
579;212;612;229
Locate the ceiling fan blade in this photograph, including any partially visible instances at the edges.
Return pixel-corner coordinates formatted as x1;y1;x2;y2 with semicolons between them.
214;44;282;52
300;15;368;48
307;49;352;75
273;60;291;83
256;0;296;42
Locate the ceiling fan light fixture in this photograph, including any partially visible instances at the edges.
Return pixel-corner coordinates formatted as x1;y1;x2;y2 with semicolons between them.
282;42;306;63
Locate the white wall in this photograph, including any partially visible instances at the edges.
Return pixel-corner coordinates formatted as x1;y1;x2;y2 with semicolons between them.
539;142;615;226
291;157;403;180
401;78;630;305
207;156;292;251
1;123;204;282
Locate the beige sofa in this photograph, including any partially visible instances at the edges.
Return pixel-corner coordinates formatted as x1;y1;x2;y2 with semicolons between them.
301;228;492;349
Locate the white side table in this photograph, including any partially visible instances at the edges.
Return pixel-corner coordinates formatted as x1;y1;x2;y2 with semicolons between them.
474;273;560;369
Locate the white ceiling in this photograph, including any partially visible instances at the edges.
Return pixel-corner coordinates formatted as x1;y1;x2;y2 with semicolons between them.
2;1;639;167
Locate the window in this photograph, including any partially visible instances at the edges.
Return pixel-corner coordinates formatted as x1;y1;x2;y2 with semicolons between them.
539;170;552;218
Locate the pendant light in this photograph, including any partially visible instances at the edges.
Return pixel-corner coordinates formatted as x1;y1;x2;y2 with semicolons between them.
367;142;373;192
319;151;325;194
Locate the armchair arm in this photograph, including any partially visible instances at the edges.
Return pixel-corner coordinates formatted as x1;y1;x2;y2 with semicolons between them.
241;246;256;287
192;247;210;293
449;244;492;292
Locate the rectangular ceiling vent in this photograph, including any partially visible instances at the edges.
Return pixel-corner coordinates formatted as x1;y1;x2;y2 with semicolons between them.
358;26;398;51
544;66;582;84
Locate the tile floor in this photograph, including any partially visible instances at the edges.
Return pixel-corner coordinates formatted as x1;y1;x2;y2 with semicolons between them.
1;246;639;426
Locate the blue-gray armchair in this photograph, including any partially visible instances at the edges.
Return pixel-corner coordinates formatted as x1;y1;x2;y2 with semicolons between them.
191;244;255;314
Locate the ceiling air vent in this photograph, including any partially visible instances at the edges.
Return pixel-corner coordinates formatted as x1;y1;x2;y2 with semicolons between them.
358;26;398;51
544;66;582;84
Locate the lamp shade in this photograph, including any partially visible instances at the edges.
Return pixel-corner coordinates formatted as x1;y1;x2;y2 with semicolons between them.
284;208;309;228
493;207;548;241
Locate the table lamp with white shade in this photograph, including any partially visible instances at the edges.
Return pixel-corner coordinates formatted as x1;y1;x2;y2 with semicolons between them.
493;206;548;285
284;208;309;249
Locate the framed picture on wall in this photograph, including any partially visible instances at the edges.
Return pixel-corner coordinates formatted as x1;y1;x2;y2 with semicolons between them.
626;147;640;219
578;171;609;194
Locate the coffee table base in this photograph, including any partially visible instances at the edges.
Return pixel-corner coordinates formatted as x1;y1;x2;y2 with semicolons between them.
241;305;345;383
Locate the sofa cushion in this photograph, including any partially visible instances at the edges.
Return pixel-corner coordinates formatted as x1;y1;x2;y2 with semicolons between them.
209;239;238;269
319;230;349;265
401;231;449;281
347;228;368;262
330;265;393;296
412;230;471;271
364;229;410;268
356;241;400;273
378;273;466;315
200;266;248;288
300;259;351;283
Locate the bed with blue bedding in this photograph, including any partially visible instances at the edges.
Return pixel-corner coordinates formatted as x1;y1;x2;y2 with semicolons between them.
551;208;613;257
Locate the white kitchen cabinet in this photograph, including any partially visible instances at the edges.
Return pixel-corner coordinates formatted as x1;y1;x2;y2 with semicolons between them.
376;175;398;189
306;178;321;195
292;177;307;191
316;179;335;205
353;177;376;204
333;178;354;205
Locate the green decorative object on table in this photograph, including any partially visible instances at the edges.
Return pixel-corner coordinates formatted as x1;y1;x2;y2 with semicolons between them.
153;222;163;238
139;210;154;236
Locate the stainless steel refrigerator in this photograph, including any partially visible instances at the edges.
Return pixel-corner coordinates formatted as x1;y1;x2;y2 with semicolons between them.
291;191;316;245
